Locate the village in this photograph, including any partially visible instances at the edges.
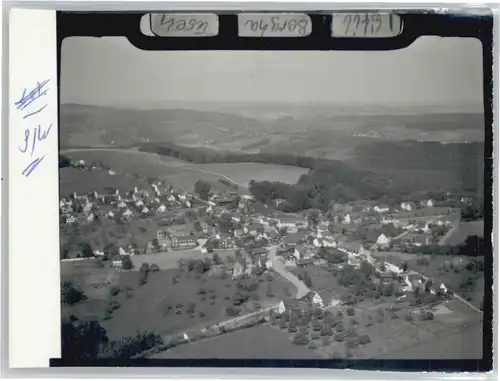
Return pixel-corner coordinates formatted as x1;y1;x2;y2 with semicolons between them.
59;156;471;304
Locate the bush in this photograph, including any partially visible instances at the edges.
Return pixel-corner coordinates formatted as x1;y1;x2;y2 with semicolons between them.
226;305;241;317
334;332;344;342
358;334;371;345
122;256;134;270
346;307;355;316
307;342;318;350
150;264;160;272
109;286;121;296
292;333;309;346
140;263;150;273
61;281;87;306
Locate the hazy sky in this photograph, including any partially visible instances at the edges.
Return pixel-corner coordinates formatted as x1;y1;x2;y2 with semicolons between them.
61;35;483;109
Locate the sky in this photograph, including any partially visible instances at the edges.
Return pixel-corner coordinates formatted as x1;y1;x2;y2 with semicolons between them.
60;31;484;110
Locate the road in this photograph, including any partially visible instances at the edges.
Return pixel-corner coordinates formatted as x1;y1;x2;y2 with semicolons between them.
267;245;310;299
61;147;249;189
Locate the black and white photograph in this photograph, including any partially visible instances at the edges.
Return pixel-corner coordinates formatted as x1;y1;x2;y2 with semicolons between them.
57;17;490;364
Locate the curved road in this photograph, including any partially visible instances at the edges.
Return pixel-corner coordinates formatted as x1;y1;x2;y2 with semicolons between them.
268;245;310;299
61;147;249;189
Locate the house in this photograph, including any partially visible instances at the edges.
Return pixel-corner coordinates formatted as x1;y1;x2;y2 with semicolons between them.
232;261;245;279
283;253;298;266
86;213;95;222
296;258;314;268
318;290;341;308
111;256;123;269
118;201;127;209
373;205;390;213
400;201;417;211
299;291;324;308
277;216;299;233
421;199;434;208
376;233;390;247
157;204;167;213
283;232;307;248
65;215;76;224
141;207;150;214
122;209;133;220
342;214;352;224
171;235;198;250
318;215;330;229
294;245;314;260
265;260;273;269
251;247;268;258
157;230;171;247
233;228;245;239
106;211;114;219
244;223;262;237
332;203;345;213
82;202;93;213
118;247;128;256
381;216;394;225
93;249;104;257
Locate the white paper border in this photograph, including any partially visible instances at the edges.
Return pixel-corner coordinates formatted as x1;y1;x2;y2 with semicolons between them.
8;8;60;369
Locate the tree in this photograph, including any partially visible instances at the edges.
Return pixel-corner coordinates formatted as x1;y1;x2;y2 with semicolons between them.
150;264;160;272
194;180;211;200
122;256;134;270
80;242;93;258
61;318;109;360
401;261;409;272
61;281;87;306
60;246;69;260
212;252;222;265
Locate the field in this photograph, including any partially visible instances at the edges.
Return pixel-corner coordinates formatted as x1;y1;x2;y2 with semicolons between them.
60;167;148;197
62;149;308;193
130;249;237;271
443;220;484;245
152;324;323;359
63;263;297;341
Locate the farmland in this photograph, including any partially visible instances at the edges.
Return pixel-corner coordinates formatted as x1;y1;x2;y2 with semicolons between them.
60;167;148;197
61;149;309;193
152;324;323;359
62;263;297;341
442;220;484;245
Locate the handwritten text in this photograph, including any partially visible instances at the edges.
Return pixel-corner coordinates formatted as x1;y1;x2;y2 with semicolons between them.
15;79;52;178
150;13;219;37
238;14;311;37
332;13;402;38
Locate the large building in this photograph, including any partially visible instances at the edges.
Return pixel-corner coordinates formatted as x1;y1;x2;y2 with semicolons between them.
171;235;198;250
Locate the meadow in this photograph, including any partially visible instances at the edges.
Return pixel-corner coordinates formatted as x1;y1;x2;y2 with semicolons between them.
62;149;308;193
443;220;484;245
152;324;323;359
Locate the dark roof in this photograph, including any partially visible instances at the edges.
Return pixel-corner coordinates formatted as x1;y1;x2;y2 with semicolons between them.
252;247;268;255
296;258;314;265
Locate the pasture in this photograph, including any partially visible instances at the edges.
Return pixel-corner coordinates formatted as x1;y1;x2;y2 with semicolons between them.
130;249;237;271
443;220;484;245
152;324;323;359
62;149;308;195
98;269;294;340
59;167;147;197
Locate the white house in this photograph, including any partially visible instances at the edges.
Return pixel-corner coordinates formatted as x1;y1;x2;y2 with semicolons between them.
109;170;117;176
86;213;95;222
141;207;150;214
400;201;416;211
373;205;390;213
82;202;93;213
440;283;448;294
118;247;128;256
385;262;403;274
167;195;176;202
342;214;352;224
106;211;114;219
65;215;76;224
118;201;127;208
133;186;139;194
135;200;144;208
422;199;434;207
93;249;104;257
154;197;161;204
185;200;192;208
157;204;167;213
122;209;133;219
381;216;394;225
376;233;390;246
265;260;273;269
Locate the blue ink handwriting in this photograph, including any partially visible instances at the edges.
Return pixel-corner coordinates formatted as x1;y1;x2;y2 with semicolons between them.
18;123;52;157
14;79;50;119
21;155;46;178
15;79;52;178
